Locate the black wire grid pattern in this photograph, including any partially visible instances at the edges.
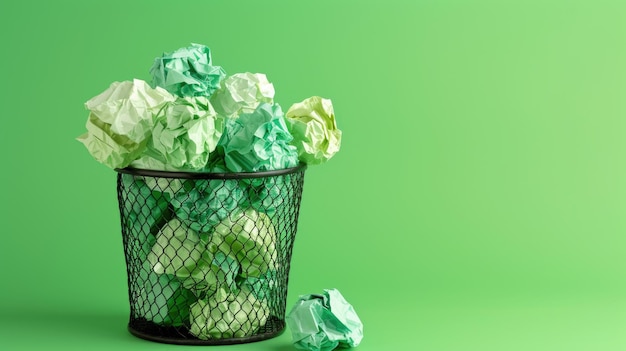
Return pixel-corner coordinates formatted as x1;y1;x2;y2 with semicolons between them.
116;166;305;345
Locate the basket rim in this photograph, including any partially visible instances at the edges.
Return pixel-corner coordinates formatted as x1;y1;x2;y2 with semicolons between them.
115;163;307;179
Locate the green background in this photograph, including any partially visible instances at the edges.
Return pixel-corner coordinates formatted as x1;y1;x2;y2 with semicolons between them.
1;0;625;350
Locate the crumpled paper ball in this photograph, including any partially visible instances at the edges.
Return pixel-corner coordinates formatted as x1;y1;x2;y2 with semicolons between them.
189;287;270;340
210;208;277;278
210;72;275;118
218;102;299;172
151;43;226;98
171;179;247;233
78;114;144;170
130;96;224;171
77;79;175;168
286;289;363;351
285;96;342;165
147;218;218;292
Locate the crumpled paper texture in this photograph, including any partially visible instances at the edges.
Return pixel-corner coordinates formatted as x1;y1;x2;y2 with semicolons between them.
286;96;342;165
210;208;277;278
204;148;230;173
211;252;240;293
171;179;247;233
189;287;270;340
239;270;277;301
78;114;145;170
131;96;224;171
210;73;274;118
147;218;218;292
130;155;171;171
151;43;226;98
286;289;363;351
77;79;175;168
218;103;299;172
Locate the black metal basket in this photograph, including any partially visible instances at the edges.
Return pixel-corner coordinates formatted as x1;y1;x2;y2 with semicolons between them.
115;164;306;345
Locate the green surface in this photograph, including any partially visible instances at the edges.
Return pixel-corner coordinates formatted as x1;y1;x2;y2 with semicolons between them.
1;0;626;350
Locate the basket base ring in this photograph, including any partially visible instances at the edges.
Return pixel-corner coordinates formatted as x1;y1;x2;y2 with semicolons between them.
127;318;285;345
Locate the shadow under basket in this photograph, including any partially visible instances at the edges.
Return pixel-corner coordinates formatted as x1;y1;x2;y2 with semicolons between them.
115;164;306;345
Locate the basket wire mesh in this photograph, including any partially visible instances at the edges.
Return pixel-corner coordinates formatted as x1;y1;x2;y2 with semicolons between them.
115;165;306;345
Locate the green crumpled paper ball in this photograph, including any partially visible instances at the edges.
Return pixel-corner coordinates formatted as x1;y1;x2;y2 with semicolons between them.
151;43;226;98
210;72;275;118
147;216;247;294
77;79;175;169
218;102;299;173
189;287;270;340
286;289;363;351
147;218;218;292
131;96;224;171
210;208;277;278
285;96;342;165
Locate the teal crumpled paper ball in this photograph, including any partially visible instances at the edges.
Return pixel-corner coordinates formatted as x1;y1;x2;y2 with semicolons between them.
150;43;226;98
218;102;299;173
286;289;364;351
171;178;247;233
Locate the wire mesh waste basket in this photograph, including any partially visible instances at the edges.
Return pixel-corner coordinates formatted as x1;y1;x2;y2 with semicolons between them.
115;164;306;345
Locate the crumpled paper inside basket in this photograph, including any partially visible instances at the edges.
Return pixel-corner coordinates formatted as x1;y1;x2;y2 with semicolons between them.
209;208;277;278
286;289;363;351
189;286;270;340
146;218;220;292
171;178;247;233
